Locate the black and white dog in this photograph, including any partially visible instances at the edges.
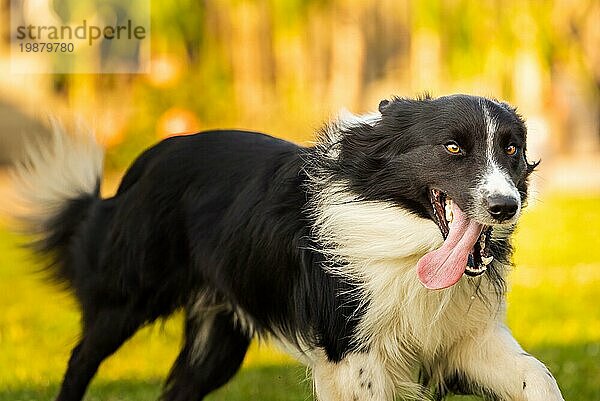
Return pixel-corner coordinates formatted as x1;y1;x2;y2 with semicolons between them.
13;94;564;401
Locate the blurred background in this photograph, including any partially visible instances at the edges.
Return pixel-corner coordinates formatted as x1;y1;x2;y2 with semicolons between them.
0;1;599;400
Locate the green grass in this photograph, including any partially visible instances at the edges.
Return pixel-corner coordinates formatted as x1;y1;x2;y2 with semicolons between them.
1;194;599;400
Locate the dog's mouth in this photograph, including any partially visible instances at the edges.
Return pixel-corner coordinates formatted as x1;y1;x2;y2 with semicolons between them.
416;188;493;290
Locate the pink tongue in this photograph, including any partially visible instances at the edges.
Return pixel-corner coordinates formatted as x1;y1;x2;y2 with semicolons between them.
417;204;483;290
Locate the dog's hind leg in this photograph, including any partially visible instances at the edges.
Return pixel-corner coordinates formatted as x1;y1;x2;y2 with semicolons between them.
160;310;251;401
55;307;145;401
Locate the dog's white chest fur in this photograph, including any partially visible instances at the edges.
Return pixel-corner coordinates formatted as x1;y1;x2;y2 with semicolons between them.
307;185;506;398
303;180;563;401
354;257;500;387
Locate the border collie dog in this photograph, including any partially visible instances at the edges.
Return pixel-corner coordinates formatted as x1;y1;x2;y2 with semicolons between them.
13;94;564;401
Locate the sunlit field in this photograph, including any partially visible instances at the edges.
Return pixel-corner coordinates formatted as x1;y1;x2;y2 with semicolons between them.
0;194;598;401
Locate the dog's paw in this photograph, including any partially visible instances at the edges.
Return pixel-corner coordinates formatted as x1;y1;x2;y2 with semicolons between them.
521;362;564;401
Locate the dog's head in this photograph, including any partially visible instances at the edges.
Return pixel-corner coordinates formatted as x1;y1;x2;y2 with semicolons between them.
328;94;537;289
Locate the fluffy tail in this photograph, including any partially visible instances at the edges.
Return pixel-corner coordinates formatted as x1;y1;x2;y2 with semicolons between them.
9;120;104;283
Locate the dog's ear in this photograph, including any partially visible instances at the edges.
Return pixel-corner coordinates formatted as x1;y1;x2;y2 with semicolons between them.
378;99;391;113
377;97;427;133
378;97;411;117
497;100;526;123
379;95;432;116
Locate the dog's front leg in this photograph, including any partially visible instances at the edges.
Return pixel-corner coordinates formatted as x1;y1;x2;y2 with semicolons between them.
312;351;395;401
449;324;564;401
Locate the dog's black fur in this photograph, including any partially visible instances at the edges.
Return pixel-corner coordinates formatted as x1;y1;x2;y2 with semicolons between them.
20;95;539;401
38;131;368;401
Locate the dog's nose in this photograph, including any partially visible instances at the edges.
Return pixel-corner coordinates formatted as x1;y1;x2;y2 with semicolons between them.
486;195;519;221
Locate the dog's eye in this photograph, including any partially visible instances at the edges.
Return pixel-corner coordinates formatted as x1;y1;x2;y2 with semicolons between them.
505;144;518;156
445;142;462;155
